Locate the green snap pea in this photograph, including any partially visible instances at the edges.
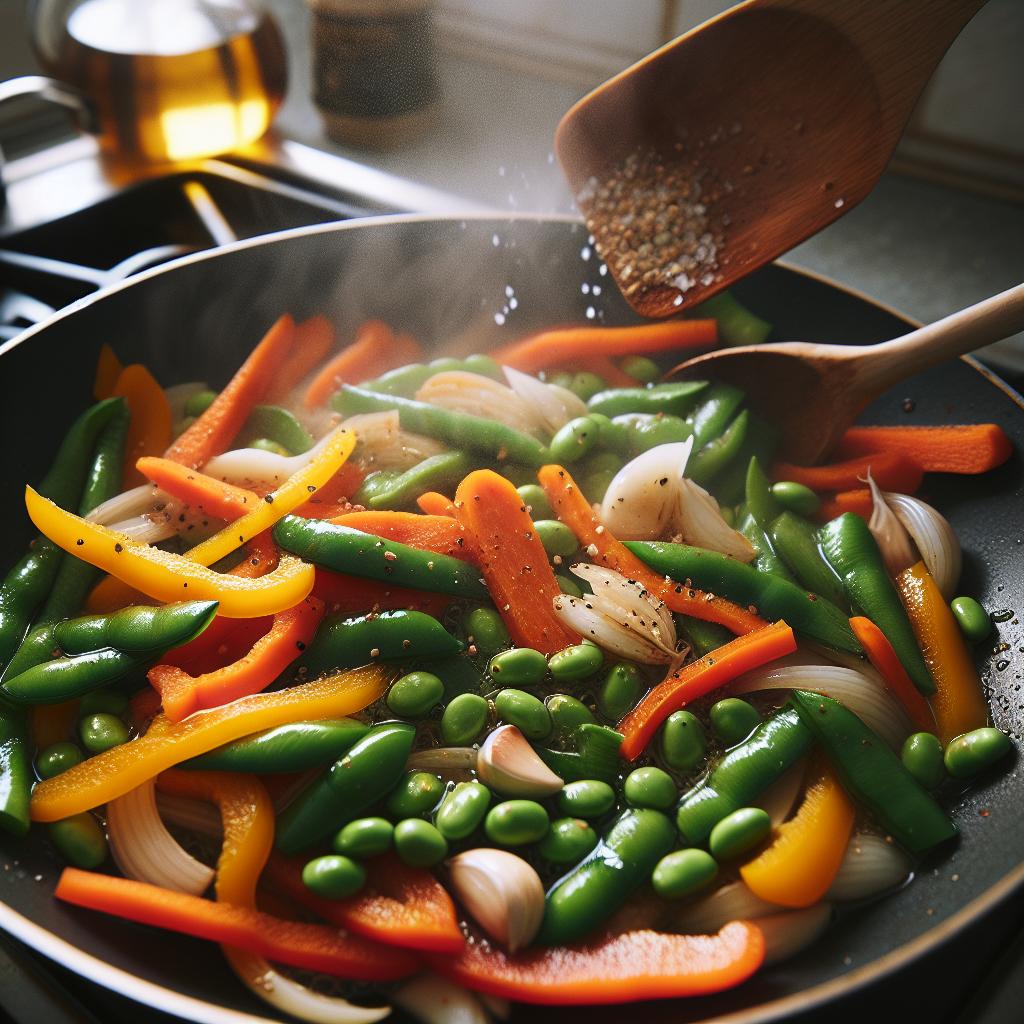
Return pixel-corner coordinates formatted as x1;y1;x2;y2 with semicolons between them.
494;689;551;740
534;724;624;784
332;817;394;859
0;707;30;836
440;693;489;746
393;819;448;866
489;648;547;686
582;449;625;480
534;520;578;558
353;470;402;507
660;711;707;772
619;356;660;383
79;713;128;754
539;818;598;863
586;413;631;456
598;663;644;721
367;452;474;510
466;607;510;657
183;389;218;417
770;481;820;517
709;806;772;860
387;671;445;719
546;694;596;736
548;644;603;683
623;766;677;810
517;484;553;520
485;800;549;846
36;742;83;780
549;418;598;464
709;698;762;746
679;616;732;658
48;813;108;869
950;596;991;643
78;689;129;717
244;405;314;455
588;382;707;419
463;354;503;378
558;780;615;819
618;413;693;455
55;601;219;656
687;383;745;449
386;770;446;819
944;728;1013;780
652;849;718;899
556;574;584;598
901;732;946;790
568;372;606;401
769;511;848;610
435;781;492;840
687;409;750;486
302;855;366;898
250;438;289;456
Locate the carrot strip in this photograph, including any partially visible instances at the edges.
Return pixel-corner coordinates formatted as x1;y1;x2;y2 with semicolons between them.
54;868;417;981
455;470;579;654
837;424;1012;475
771;451;923;494
494;320;718;374
331;510;470;559
93;344;124;400
537;464;766;636
303;321;421;408
817;489;873;522
136;458;260;521
618;621;796;760
266;315;336;402
416;491;457;517
165;314;296;469
313;570;450;617
291;462;365;518
849;616;935;732
112;365;172;488
574;356;639;387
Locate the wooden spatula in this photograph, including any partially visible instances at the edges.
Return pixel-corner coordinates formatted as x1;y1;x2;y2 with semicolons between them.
556;0;987;317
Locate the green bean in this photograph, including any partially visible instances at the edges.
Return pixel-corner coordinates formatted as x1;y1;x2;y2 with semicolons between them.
534;520;578;558
489;648;547;687
367;452;473;510
440;692;489;746
302;855;366;898
465;607;510;657
48;813;108;869
0;706;30;836
689;290;772;347
679;616;732;658
387;671;445;719
709;698;762;746
652;849;718;899
332;817;394;859
484;800;549;846
393;819;448;866
709;806;772;860
944;728;1013;780
435;781;492;840
598;663;644;721
36;742;83;780
79;713;128;754
353;470;402;507
623;766;676;810
548;644;603;683
386;770;446;819
950;596;991;644
366;356;503;397
517;484;553;520
901;732;946;790
546;694;596;736
619;356;660;383
494;689;551;740
770;481;820;517
539;818;598;863
660;710;707;772
558;780;615;819
244;406;314;455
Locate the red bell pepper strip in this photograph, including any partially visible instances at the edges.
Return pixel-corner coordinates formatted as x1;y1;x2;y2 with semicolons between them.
54;868;417;981
836;424;1012;475
816;489;873;522
771;452;923;495
618;621;796;760
426;922;763;1005
136;457;260;521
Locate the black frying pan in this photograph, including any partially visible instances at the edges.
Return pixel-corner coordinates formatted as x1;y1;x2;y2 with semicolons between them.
0;215;1022;1024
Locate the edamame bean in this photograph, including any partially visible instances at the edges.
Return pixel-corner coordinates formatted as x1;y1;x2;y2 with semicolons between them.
79;713;128;754
302;854;366;898
556;574;584;597
569;372;606;401
435;781;492;840
465;607;510;657
550;417;598;463
440;692;489;746
950;596;991;643
709;698;761;746
708;807;771;860
78;689;129;716
581;469;616;503
769;481;820;517
944;727;1013;780
651;849;718;899
484;800;549;846
586;413;631;455
36;742;83;780
517;484;553;520
393;819;448;866
494;689;551;740
386;671;444;719
489;648;547;686
549;643;604;683
539;817;599;863
332;817;394;858
627;414;692;454
48;813;108;869
598;663;644;721
558;780;615;819
620;356;660;383
386;770;445;819
623;766;676;810
183;389;217;417
534;520;579;558
250;438;290;456
901;732;946;790
547;694;596;735
660;711;707;772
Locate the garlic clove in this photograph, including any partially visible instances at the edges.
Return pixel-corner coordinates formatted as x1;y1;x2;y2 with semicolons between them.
449;848;545;953
476;725;563;797
884;491;962;600
866;474;917;577
675;478;756;562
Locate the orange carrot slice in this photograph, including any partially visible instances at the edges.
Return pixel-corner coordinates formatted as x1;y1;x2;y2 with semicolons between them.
837;424;1012;474
416;491;457;517
136;457;259;521
331;510;469;560
817;489;873;522
266;315;336;402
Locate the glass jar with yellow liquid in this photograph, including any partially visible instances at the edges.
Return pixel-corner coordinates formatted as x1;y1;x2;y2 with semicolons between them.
26;0;286;163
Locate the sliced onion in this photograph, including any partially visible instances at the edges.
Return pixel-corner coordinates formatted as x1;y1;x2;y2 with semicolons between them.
670;881;784;934
87;483;165;525
478;995;510;1021
732;663;912;749
107;779;214;895
867;474;917;578
754;760;806;826
503;365;588;433
758;904;833;965
202;428;345;488
826;832;913;901
553;593;675;664
674;477;756;562
885;492;962;599
600;442;693;540
416;371;541;436
394;973;490;1024
163;381;209;422
155;790;223;838
339;410;448;471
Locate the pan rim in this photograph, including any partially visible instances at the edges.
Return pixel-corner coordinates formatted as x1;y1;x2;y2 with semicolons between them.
1;211;1022;1023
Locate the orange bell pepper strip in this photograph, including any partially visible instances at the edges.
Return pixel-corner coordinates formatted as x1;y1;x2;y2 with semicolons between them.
93;344;124;400
30;663;389;822
31;701;80;748
313;569;450;617
112;364;173;488
26;487;314;619
895;561;989;744
426;921;763;1005
739;761;854;908
416;491;457;517
331;510;470;559
54;868;417;981
493;320;718;374
537;464;766;636
455;470;579;654
771;452;923;495
165;314;296;469
266;314;336;403
264;852;464;954
837;424;1012;475
618;621;796;761
149;597;325;721
849;616;935;732
816;489;873;522
136;458;260;521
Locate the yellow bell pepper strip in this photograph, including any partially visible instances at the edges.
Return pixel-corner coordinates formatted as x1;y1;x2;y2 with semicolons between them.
93;344;124;400
182;425;355;567
895;561;989;745
739;761;854;908
112;364;173;488
30;663;389;822
24;487;314;619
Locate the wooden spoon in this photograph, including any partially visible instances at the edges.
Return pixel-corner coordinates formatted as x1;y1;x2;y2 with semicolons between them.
556;0;987;318
668;282;1024;464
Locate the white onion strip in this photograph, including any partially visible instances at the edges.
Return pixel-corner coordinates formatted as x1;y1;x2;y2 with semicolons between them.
417;371;541;436
758;904;833;965
155;791;223;837
754;760;806;826
826;833;913;901
885;491;962;600
202;428;349;488
503;366;588;433
87;483;166;526
670;881;785;934
394;973;489;1024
